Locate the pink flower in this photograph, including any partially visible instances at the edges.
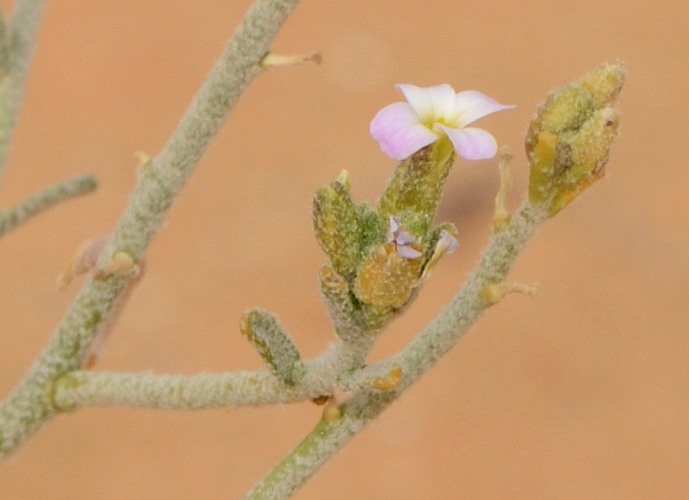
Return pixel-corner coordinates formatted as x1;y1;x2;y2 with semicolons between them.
370;84;514;161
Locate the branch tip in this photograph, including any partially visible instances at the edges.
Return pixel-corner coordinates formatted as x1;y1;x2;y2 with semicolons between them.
481;281;538;306
134;151;152;170
492;146;513;231
261;50;321;68
240;308;303;386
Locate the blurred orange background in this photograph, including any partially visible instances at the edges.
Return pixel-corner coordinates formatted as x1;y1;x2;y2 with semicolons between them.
0;1;687;498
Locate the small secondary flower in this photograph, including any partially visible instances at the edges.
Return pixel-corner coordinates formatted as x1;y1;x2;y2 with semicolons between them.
370;83;514;161
386;216;423;259
436;230;459;255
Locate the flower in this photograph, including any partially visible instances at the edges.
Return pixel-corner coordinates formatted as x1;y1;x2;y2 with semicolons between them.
386;216;423;259
436;230;459;255
370;83;514;161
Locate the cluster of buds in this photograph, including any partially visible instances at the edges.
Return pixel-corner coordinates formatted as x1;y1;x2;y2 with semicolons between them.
313;84;513;335
313;164;459;334
526;62;626;215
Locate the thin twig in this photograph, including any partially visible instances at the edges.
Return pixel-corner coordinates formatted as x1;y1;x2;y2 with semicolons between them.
0;174;97;236
0;0;48;182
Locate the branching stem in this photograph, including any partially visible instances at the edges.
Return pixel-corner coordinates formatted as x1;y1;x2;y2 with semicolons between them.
246;201;548;499
52;335;379;410
0;0;303;460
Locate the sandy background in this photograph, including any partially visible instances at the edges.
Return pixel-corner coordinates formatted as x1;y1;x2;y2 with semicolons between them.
0;1;687;498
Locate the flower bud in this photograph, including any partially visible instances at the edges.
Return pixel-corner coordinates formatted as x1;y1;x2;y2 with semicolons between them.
354;242;424;309
378;143;454;225
240;308;304;385
526;62;625;215
312;171;361;278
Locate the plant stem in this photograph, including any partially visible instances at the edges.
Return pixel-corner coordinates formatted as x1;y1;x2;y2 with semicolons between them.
0;0;47;182
0;173;96;236
51;335;378;410
0;0;303;460
246;202;548;499
52;371;329;410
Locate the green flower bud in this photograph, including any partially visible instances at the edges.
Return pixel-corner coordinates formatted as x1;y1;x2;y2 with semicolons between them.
378;141;455;225
312;170;361;278
526;62;625;215
239;308;304;386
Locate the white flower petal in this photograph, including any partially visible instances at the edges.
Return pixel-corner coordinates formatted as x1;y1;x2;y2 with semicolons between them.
440;125;498;160
370;102;439;160
397;83;456;122
452;90;515;127
438;230;459;254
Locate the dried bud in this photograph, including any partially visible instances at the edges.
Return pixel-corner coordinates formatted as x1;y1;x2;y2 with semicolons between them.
354;242;424;309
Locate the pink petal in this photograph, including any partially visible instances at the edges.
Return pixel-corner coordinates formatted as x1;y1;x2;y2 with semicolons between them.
453;90;514;127
397;245;423;260
386;216;400;243
395;230;416;246
439;125;498;160
370;102;438;160
397;83;456;120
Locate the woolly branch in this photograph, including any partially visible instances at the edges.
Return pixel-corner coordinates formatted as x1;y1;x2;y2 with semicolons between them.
51;336;389;411
52;371;327;410
0;0;304;460
0;174;97;236
0;0;47;182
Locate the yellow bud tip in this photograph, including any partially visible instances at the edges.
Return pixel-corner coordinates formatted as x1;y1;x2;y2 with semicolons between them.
336;169;351;190
262;51;321;68
134;151;152;168
481;282;538;305
98;250;138;278
578;61;626;108
322;398;343;423
371;363;403;391
319;266;349;293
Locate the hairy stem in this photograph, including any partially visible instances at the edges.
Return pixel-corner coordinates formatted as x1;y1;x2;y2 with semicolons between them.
247;202;548;499
52;335;379;410
0;173;97;236
53;371;330;410
0;0;47;182
0;0;303;460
